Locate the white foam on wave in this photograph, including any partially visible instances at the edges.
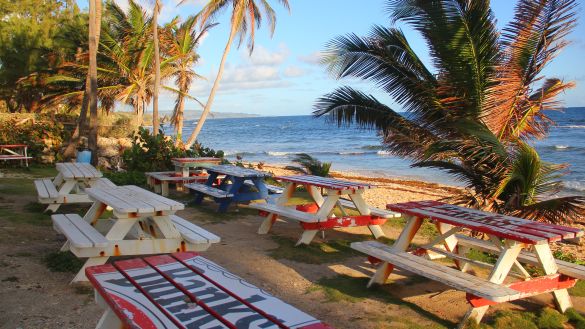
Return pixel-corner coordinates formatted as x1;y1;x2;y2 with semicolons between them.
555;145;569;149
339;151;366;155
564;181;585;192
377;150;392;156
559;125;585;129
267;151;291;156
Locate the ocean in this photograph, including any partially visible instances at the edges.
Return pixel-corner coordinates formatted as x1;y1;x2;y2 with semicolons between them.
164;107;585;195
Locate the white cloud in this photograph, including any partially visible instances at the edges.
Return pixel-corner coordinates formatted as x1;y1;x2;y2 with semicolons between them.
283;66;306;77
298;51;324;65
247;44;290;65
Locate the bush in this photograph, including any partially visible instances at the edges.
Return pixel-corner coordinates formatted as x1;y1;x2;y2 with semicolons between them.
565;308;585;329
537;308;567;329
191;141;225;158
122;128;192;172
491;310;537;329
103;171;147;186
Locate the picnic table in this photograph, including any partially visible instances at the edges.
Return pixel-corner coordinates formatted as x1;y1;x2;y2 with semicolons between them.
186;165;271;212
34;162;111;212
0;144;32;166
249;175;401;246
145;157;222;196
86;252;333;329
52;185;220;282
351;200;585;326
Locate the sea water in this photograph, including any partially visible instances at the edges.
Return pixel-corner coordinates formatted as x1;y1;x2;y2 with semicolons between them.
165;107;585;195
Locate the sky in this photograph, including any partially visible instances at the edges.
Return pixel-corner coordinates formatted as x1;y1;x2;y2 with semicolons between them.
75;0;585;116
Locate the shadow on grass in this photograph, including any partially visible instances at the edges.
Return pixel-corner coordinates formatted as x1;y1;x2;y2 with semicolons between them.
0;202;51;226
268;236;362;264
43;251;84;273
307;274;454;328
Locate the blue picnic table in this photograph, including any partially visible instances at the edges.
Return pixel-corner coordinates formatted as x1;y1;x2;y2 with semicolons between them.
186;165;270;212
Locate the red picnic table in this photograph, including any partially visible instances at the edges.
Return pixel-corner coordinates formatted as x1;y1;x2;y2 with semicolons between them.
86;252;333;329
249;175;400;246
0;144;32;166
351;200;585;326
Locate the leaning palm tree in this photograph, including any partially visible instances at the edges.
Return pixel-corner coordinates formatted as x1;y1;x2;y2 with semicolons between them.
87;0;102;165
162;16;216;146
314;0;583;223
181;0;291;149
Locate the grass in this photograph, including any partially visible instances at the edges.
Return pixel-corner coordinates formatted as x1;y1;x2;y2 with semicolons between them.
569;280;585;297
0;203;51;226
385;217;438;239
43;251;84;273
268;235;363;264
307;274;451;328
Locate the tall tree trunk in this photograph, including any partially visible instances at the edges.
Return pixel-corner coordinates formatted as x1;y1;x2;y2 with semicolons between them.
152;1;161;136
87;0;101;166
184;25;238;149
65;1;102;160
174;93;185;146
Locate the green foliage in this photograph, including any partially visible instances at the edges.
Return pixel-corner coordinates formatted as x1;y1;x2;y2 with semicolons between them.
286;153;332;177
314;0;583;223
103;171;147;186
553;250;585;265
537;308;567;329
565;308;585;329
569;280;585;297
122;128;191;172
191;141;225;158
43;251;84;273
0;115;65;162
490;310;537;329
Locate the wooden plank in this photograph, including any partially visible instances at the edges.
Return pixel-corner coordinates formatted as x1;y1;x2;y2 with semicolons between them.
85;187;141;213
34;179;51;199
207;165;269;178
277;174;374;190
249;202;318;223
184;183;233;198
93;178;116;189
170;215;221;244
351;241;521;302
64;214;109;247
124;185;184;211
56;163;76;179
52;214;108;248
338;198;401;218
116;186;171;211
456;234;585;280
78;163;102;177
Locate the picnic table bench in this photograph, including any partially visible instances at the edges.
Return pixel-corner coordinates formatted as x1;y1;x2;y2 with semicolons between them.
249;175;400;246
34;162;109;212
145;157;222;196
351;200;585;327
0;144;32;166
53;185;220;282
187;165;271;212
86;252;333;329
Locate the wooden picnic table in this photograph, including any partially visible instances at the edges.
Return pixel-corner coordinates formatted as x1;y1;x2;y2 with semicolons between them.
86;252;333;329
53;185;220;282
351;200;585;326
249;175;400;246
0;144;32;166
187;165;271;212
34;162;107;212
171;157;222;177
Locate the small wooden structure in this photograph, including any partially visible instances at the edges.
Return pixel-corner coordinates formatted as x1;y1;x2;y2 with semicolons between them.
0;144;32;166
186;165;271;212
352;200;585;327
34;162;110;212
145;157;222;196
86;252;333;329
249;175;400;246
171;157;222;176
53;185;220;282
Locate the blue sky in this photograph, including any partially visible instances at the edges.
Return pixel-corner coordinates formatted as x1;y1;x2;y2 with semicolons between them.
76;0;585;116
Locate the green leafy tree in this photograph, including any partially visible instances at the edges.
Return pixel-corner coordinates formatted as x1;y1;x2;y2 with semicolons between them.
286;153;332;177
314;0;583;223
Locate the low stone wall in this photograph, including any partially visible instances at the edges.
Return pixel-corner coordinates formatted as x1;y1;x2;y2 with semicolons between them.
96;137;132;170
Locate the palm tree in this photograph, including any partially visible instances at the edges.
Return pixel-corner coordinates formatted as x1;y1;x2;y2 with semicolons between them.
181;0;291;149
285;153;332;177
152;0;161;136
87;0;102;165
162;16;216;146
314;0;583;223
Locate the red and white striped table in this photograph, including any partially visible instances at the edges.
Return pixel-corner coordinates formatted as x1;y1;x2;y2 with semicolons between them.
366;200;584;325
87;252;333;329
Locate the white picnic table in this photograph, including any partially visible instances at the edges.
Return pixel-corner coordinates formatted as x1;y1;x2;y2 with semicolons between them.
53;185;220;282
34;162;110;212
171;157;222;177
352;200;585;327
145;157;222;196
249;175;400;245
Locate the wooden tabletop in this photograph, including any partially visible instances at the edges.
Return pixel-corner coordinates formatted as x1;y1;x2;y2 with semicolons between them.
85;185;184;214
387;200;583;244
86;252;332;329
171;157;222;164
56;162;102;179
207;164;270;178
276;175;375;191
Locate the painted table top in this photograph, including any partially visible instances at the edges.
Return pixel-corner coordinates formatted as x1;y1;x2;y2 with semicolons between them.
276;175;375;191
56;162;102;179
85;185;184;214
207;165;271;178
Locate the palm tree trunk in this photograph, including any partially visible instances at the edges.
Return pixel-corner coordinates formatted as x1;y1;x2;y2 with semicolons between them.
184;24;238;149
152;0;161;136
87;0;101;166
174;93;185;146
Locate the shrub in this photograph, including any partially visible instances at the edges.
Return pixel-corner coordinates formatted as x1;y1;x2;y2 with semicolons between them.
565;308;585;329
103;171;147;186
537;308;567;329
191;141;225;158
122;128;191;172
491;310;537;329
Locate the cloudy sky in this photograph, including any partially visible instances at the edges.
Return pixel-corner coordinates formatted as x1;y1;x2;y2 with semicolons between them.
75;0;585;116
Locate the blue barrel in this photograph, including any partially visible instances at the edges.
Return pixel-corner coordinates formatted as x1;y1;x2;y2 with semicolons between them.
77;150;92;163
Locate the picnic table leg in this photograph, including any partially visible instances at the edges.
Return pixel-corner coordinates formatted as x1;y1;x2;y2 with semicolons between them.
435;222;465;270
95;293;123;329
45;204;60;213
460;241;523;327
294;194;340;246
161;181;169;197
349;192;385;239
259;183;296;234
367;215;422;287
296;230;319;246
218;176;244;212
193;172;218;205
72;256;109;283
52;173;64;189
533;243;573;312
83;201;108;226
